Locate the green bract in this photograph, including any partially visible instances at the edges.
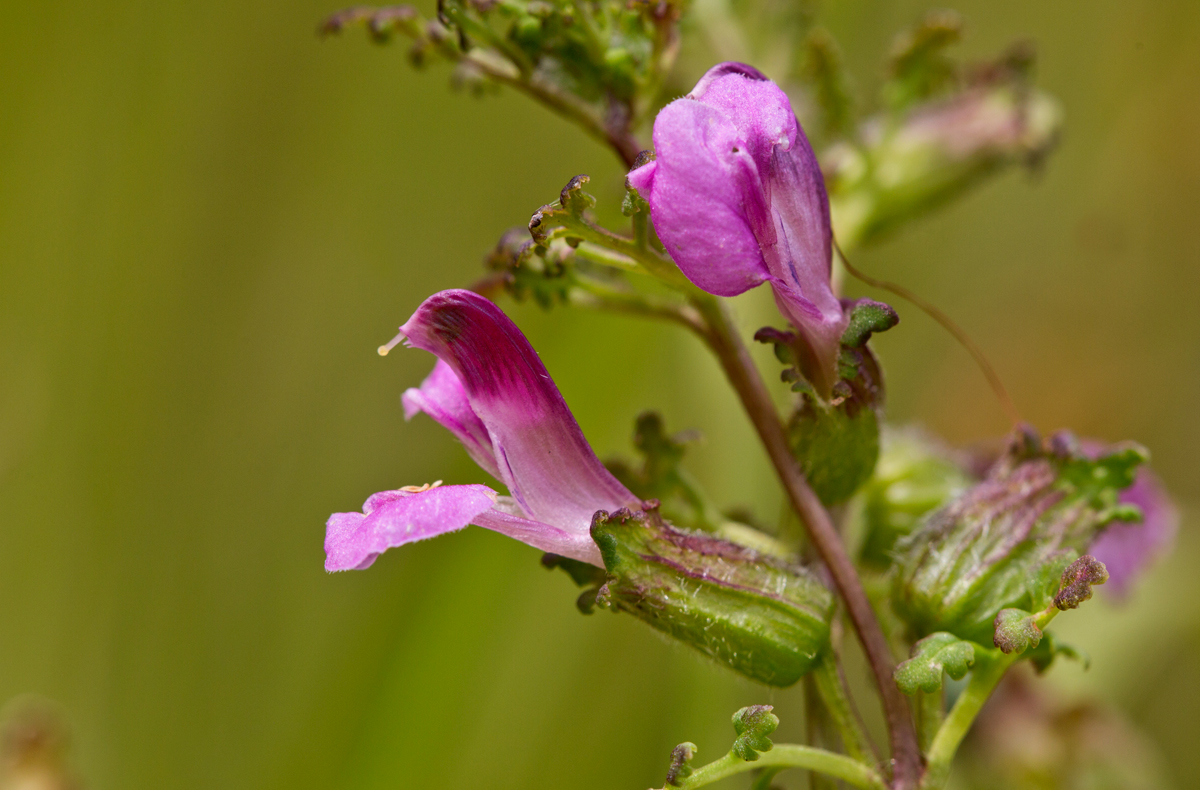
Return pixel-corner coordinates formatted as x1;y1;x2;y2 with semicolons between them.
891;429;1145;644
590;510;834;687
759;300;899;506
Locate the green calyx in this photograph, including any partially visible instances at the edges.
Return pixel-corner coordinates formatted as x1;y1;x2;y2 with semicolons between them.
590;510;834;687
758;300;899;506
892;428;1145;644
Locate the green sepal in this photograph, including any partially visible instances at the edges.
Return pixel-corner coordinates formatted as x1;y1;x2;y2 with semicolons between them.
731;706;779;761
841;300;899;348
592;510;833;687
756;302;896;506
787;389;880;505
894;632;977;695
665;742;698;787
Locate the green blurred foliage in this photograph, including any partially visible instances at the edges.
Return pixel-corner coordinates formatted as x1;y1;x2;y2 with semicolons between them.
0;1;1196;789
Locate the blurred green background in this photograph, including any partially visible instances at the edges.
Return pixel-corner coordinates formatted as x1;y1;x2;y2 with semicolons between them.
1;0;1196;787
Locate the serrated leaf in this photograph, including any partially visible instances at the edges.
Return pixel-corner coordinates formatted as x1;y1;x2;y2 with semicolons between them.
731;706;779;761
993;608;1042;654
894;632;976;695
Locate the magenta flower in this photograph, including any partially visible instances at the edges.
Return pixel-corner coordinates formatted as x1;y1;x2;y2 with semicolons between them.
325;289;642;571
628;62;847;396
1088;465;1179;595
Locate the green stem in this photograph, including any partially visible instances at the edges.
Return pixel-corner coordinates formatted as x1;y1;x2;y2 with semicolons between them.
812;651;878;766
564;282;704;335
803;674;837;790
920;651;1015;789
552;219;689;287
678;746;886;790
915;689;943;756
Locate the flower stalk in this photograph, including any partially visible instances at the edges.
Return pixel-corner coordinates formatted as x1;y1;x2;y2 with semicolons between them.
671;744;886;790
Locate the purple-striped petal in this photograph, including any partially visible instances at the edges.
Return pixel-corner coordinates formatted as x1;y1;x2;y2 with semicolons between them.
629;62;846;395
398;290;641;534
402;359;500;479
324;484;498;571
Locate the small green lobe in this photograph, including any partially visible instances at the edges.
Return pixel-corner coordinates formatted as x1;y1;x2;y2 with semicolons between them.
894;632;977;695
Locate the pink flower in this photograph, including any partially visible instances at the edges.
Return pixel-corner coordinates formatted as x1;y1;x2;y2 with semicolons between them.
325;290;642;571
628;62;847;396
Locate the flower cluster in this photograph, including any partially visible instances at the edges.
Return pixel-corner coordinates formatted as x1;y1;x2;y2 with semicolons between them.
322;9;1177;782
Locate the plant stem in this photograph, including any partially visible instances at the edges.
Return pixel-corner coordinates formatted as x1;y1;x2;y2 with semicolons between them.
915;689;943;756
920;652;1016;789
812;651;878;766
678;746;886;790
689;294;922;789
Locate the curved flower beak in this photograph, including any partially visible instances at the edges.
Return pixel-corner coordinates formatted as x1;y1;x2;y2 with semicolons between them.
628;62;847;396
325;289;641;570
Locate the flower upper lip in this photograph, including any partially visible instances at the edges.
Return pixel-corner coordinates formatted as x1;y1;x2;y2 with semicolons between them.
628;61;847;397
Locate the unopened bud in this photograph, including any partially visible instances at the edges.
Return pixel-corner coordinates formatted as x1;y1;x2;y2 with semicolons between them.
591;510;833;687
892;428;1145;644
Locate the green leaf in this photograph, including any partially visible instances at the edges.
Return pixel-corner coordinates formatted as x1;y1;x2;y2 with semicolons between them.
993;608;1042;655
731;706;779;762
894;632;977;695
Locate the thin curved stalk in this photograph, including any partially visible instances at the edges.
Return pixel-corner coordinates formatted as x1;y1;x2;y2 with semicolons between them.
813;651;879;766
921;652;1016;789
677;745;886;790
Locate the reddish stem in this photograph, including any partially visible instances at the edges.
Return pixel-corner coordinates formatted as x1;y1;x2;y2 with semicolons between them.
694;296;921;789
